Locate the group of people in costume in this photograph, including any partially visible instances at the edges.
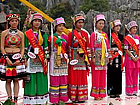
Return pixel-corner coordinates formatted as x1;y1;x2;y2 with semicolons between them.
0;10;140;105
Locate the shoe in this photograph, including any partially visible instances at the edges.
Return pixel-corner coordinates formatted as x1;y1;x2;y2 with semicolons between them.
78;101;85;103
99;97;103;100
14;96;18;105
73;101;85;103
110;95;116;98
72;101;78;103
94;97;100;101
8;96;12;101
115;95;120;98
133;94;137;96
126;94;133;96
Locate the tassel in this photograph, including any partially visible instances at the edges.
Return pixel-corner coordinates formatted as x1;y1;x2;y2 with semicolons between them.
57;46;61;55
56;46;62;66
101;39;105;66
85;55;89;65
38;29;43;45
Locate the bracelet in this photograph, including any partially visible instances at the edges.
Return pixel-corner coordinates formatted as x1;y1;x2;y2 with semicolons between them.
3;53;8;59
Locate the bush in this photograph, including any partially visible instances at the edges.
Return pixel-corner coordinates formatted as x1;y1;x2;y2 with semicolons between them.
79;0;110;13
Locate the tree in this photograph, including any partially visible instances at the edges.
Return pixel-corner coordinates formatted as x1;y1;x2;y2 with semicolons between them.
4;0;46;30
47;2;74;28
79;0;110;13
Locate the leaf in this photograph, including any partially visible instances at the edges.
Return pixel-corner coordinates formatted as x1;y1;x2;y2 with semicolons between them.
1;99;15;105
137;103;140;105
11;102;15;105
3;99;11;105
59;101;66;105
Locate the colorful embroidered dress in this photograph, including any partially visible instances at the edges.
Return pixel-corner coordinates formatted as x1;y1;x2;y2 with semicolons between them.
23;29;49;104
90;31;109;98
124;34;140;95
68;29;90;101
48;33;68;104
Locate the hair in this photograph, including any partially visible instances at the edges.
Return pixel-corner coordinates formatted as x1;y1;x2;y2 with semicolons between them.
95;19;105;30
7;19;20;29
96;19;105;25
54;23;65;33
31;19;42;29
75;19;84;25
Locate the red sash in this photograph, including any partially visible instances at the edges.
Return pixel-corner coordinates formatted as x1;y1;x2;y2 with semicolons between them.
73;30;88;62
124;35;139;56
111;33;123;70
25;29;47;73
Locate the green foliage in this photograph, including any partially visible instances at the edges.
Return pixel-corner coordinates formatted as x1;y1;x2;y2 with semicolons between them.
47;2;74;28
0;99;15;105
59;101;66;105
30;0;46;12
79;0;110;13
4;0;46;30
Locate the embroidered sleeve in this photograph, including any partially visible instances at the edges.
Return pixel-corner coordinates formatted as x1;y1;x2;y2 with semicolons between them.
90;33;95;57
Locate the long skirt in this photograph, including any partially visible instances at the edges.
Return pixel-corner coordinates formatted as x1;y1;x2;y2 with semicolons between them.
90;64;106;98
68;66;88;101
23;72;48;104
49;75;68;104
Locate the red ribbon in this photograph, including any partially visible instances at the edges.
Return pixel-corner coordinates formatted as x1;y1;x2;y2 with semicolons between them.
25;29;47;74
111;32;124;70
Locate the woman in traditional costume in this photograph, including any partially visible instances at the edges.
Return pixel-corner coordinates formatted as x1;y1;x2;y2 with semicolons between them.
68;11;90;103
90;14;109;100
1;14;26;103
107;19;123;98
23;13;49;104
124;21;140;96
48;17;69;104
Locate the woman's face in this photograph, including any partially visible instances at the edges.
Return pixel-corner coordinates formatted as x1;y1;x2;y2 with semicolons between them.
9;18;19;29
75;20;84;29
32;19;41;29
113;25;121;33
96;20;105;31
56;23;65;33
130;26;137;34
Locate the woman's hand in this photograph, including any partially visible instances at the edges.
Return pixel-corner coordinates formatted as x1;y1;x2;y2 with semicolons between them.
24;59;27;68
92;58;95;64
107;58;109;64
13;60;20;66
6;57;13;66
43;59;48;75
131;57;138;62
44;59;48;66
